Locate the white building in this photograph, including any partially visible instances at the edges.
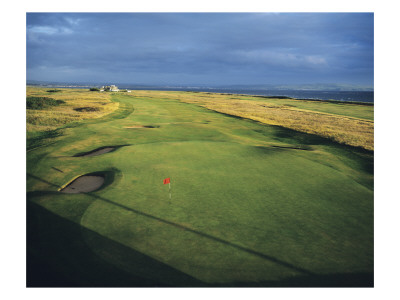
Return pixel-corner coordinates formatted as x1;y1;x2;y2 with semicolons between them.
100;85;119;92
110;85;119;92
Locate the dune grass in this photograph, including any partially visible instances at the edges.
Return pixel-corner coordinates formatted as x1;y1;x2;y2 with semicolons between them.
27;90;373;287
196;98;373;150
26;86;119;132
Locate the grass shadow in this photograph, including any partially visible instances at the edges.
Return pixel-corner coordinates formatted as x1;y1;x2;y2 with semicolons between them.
259;125;374;175
27;173;373;287
27;201;205;287
27;129;64;152
27;175;317;285
86;193;316;277
225;272;373;287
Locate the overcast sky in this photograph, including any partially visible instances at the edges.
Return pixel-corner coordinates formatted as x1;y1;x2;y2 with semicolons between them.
26;13;374;87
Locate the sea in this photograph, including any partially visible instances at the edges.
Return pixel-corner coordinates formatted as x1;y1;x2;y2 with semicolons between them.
32;83;374;103
120;87;374;103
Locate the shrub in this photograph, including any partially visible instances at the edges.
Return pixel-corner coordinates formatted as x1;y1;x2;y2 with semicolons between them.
89;87;100;91
47;89;62;93
26;97;65;110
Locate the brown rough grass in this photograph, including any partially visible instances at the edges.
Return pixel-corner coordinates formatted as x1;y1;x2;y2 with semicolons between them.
26;86;119;132
202;100;373;150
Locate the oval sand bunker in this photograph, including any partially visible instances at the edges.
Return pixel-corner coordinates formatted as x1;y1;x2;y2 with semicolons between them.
74;147;116;157
60;175;105;193
124;125;160;129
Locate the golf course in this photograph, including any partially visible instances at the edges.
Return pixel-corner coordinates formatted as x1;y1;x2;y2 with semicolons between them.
26;87;374;287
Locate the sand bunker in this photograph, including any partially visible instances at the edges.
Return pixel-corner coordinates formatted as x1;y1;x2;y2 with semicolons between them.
124;125;159;129
270;145;312;151
74;146;116;157
60;175;105;193
74;107;101;112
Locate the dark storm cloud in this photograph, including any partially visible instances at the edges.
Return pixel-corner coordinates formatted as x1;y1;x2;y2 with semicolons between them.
26;13;373;86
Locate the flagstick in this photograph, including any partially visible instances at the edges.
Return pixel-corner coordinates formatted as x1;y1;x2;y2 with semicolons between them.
169;182;171;200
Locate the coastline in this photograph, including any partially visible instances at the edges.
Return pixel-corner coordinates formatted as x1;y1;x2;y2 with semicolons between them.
26;84;374;104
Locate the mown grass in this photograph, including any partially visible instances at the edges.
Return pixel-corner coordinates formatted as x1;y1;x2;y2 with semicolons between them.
27;91;373;287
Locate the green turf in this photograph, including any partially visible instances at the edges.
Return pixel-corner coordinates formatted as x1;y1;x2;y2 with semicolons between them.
27;92;373;287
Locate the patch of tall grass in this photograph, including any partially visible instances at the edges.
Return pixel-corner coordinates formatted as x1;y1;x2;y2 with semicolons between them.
26;96;65;110
26;86;119;132
181;96;374;151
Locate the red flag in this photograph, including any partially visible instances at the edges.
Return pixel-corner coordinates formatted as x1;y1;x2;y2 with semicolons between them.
163;178;170;184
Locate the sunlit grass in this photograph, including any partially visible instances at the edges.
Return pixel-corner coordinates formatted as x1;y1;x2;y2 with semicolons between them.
26;86;119;132
129;90;373;151
199;99;373;151
26;87;373;150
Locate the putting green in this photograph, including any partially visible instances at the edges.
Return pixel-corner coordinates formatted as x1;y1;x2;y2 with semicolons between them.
27;92;373;286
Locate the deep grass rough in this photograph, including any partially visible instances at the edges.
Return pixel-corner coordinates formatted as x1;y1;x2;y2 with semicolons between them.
26;96;65;110
26;86;119;132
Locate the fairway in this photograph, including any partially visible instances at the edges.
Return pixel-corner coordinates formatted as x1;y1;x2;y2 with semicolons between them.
27;91;373;287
